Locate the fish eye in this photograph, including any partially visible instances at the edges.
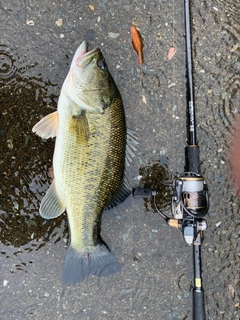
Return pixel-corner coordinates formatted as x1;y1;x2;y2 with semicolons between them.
97;60;107;70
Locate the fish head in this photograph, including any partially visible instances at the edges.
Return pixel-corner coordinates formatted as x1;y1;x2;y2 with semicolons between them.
64;41;117;114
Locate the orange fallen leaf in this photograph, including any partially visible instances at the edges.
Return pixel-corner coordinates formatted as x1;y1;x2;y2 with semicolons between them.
89;5;94;11
130;25;144;65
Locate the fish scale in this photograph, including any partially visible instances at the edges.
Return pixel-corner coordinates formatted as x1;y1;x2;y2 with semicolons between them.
57;102;125;249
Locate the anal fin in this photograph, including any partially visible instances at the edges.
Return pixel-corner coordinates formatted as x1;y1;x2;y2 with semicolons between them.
40;180;65;219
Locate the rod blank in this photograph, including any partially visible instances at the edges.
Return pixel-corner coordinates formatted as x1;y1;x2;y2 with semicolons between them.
185;0;197;146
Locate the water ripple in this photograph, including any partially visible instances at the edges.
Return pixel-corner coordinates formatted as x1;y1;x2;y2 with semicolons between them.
0;43;26;84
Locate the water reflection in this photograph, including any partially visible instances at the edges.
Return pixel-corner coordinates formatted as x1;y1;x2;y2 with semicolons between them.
0;43;67;250
139;156;172;213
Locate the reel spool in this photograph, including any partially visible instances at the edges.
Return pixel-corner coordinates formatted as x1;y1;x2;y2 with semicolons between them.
172;172;208;219
170;172;208;245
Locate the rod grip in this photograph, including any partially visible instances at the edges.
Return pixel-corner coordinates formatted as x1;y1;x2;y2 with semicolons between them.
185;145;201;174
193;289;206;320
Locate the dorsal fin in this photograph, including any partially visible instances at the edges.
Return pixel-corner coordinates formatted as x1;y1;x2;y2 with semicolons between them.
104;174;132;210
125;128;138;167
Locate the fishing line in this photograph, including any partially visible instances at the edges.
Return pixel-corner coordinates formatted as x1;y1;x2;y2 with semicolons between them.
153;192;170;221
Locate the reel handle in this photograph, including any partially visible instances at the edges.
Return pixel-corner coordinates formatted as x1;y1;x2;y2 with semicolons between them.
132;187;152;198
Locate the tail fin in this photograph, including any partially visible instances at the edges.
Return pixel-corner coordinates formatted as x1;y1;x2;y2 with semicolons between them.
62;244;121;285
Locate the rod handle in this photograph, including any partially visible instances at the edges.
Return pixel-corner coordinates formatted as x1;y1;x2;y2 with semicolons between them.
185;145;201;174
193;289;206;320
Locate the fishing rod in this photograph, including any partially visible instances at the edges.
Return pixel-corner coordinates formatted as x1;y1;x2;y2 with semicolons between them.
132;0;209;319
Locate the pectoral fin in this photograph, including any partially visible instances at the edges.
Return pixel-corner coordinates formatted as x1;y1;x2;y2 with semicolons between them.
32;111;59;139
40;180;65;219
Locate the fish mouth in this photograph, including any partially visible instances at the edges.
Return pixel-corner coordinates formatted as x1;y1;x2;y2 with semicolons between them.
72;41;100;68
80;41;100;58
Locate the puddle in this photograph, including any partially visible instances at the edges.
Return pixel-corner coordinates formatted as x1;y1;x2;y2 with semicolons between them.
0;42;68;252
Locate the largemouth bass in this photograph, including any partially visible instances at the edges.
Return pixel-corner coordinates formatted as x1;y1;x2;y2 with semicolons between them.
32;41;137;285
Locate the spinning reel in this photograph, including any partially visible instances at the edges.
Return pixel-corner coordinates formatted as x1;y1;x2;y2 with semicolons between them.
168;172;208;245
132;171;209;245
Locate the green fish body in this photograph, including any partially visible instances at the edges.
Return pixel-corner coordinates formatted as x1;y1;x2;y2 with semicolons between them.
32;41;136;284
